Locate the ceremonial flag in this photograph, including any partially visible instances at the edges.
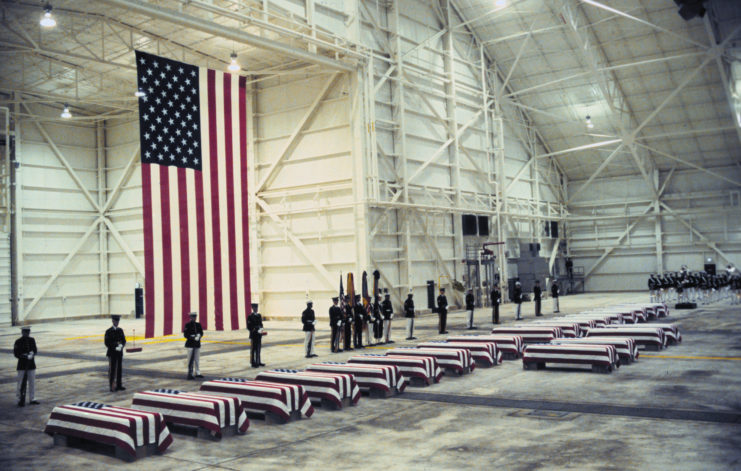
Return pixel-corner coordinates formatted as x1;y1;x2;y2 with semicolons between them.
362;270;371;311
339;274;345;309
135;51;251;338
347;273;355;307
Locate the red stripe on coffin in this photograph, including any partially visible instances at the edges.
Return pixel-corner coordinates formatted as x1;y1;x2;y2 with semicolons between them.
200;379;314;420
523;344;618;372
491;327;563;343
348;354;442;384
306;363;406;394
586;327;665;349
386;348;473;374
256;370;360;408
447;335;524;357
551;337;638;363
417;341;501;366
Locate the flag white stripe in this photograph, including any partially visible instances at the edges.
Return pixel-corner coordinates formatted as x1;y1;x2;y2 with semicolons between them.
150;168;164;338
215;72;231;332
199;67;216;331
232;75;246;330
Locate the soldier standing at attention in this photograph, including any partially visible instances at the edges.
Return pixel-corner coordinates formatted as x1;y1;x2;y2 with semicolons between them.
14;326;39;407
353;295;365;349
437;288;448;334
248;303;265;367
329;297;343;353
551;280;560;313
513;282;523;321
302;300;317;358
183;312;204;379
465;289;476;329
491;283;501;324
343;295;354;351
533;281;542;317
382;293;394;344
105;315;126;392
404;292;416;340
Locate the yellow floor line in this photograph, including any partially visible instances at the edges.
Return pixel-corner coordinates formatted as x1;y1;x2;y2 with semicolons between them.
641;354;741;361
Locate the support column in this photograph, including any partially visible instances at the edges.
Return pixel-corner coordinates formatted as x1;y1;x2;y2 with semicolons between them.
653;169;663;273
11;93;23;323
246;78;261;302
97;122;109;316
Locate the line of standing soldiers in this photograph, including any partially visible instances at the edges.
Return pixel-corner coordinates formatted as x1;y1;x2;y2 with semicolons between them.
329;293;394;353
648;266;741;304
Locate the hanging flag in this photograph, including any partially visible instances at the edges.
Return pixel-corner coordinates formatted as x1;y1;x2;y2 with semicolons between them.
373;270;380;300
362;271;370;310
347;273;355;307
136;51;251;338
339;274;345;309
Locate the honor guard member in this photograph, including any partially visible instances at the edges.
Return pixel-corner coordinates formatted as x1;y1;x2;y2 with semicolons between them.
404;292;416;340
465;289;476;329
184;312;204;379
329;297;343;352
353;295;365;349
362;298;373;346
105;315;126;392
302;300;317;358
373;295;384;345
382;293;394;344
437;288;449;334
248;303;265;367
513;282;523;320
491;284;501;324
14;326;39;407
343;296;354;351
551;280;560;313
648;274;658;302
533;281;542;317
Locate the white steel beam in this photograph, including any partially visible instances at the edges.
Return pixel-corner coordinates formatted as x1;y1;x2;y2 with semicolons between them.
659;201;735;265
102;217;145;276
636;142;741;187
566;143;624;204
102;144;140;213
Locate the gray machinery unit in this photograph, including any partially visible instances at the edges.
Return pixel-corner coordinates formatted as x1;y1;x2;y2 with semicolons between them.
507;242;549;300
463;243;501;307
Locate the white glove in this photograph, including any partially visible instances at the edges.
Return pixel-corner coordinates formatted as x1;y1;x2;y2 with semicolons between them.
195;334;201;341
258;328;265;334
27;352;34;360
312;320;317;325
116;344;123;352
336;321;341;326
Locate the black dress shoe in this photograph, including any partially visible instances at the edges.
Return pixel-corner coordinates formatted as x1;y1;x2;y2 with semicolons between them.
17;401;24;407
406;337;413;340
305;355;311;358
187;375;195;380
195;374;204;379
259;363;266;366
30;400;40;405
116;386;126;391
310;354;318;358
387;340;395;344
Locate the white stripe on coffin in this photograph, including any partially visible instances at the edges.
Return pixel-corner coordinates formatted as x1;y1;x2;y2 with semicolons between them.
387;347;472;373
417;341;500;366
607;323;681;344
348;354;442;384
132;391;239;434
446;335;524;357
586;327;665;349
551;337;638;363
305;362;406;393
491;327;563;343
200;379;314;419
256;371;344;407
529;321;582;337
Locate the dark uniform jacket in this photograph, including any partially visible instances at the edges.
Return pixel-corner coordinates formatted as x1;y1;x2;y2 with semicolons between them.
344;304;354;324
329;305;343;327
105;326;127;357
184;321;204;348
465;293;475;310
533;286;542;301
247;312;263;340
302;307;316;332
354;303;366;325
14;336;37;371
404;298;415;318
491;288;501;305
513;286;522;304
437;294;448;313
381;299;393;320
551;284;559;298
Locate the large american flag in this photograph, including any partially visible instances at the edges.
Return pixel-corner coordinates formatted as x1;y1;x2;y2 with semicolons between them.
136;51;251;338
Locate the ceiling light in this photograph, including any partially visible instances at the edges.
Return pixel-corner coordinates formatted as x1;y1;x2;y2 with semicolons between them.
585;115;594;129
227;52;240;72
495;0;507;7
134;88;146;98
60;104;72;119
40;4;56;28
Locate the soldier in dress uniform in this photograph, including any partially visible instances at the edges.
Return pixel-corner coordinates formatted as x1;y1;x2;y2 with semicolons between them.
353;295;365;349
343;295;354;351
104;315;126;392
183;312;204;379
533;280;542;317
302;300;317;358
513;281;523;320
362;297;372;346
372;295;384;345
437;288;448;334
491;284;501;324
329;297;343;352
465;289;476;329
382;292;394;344
14;326;39;407
404;292;416;340
551;279;560;313
248;303;265;367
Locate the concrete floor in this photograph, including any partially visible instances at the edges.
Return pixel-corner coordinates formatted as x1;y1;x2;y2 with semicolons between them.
2;292;740;470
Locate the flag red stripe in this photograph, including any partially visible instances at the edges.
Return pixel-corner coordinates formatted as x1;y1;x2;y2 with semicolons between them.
159;165;173;336
223;74;239;330
195;157;208;331
207;69;224;330
239;75;251;314
142;163;155;338
178;167;190;323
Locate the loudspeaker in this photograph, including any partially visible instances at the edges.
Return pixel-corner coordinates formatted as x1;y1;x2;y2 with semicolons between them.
550;221;558;238
426;280;436;312
478;216;489;236
135;287;144;318
462;215;477;236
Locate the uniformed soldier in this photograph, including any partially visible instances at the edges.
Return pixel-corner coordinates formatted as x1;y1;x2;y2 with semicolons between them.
329;297;343;352
381;293;394;344
491;284;501;324
465;289;476;329
362;297;372;346
404;292;416;340
343;296;354;351
551;280;560;313
302;300;317;358
533;280;542;317
513;281;523;320
104;315;126;392
183;312;204;379
353;295;365;349
437;288;448;334
247;303;265;367
372;295;384;345
14;326;39;407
